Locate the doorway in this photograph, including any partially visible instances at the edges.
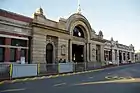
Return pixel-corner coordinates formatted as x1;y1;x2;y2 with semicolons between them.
72;44;84;62
119;51;122;63
46;43;53;64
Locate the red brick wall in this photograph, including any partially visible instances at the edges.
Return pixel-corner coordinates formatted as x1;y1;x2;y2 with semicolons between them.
4;38;11;62
16;49;20;62
0;9;33;23
3;37;29;63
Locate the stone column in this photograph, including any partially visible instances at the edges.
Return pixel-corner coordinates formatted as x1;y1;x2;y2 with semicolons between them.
107;50;109;61
133;53;135;62
112;49;115;64
125;52;128;62
100;45;104;62
84;44;86;62
69;40;72;62
129;52;132;61
91;44;96;62
121;51;124;63
117;50;119;65
89;43;92;62
131;53;134;62
86;43;89;62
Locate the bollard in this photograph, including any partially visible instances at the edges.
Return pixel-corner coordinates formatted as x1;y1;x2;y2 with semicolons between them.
37;63;40;76
58;63;60;73
9;64;13;80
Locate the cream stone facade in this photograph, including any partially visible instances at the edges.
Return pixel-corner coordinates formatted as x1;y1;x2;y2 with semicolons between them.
0;8;135;64
30;8;135;64
104;38;135;65
31;8;106;63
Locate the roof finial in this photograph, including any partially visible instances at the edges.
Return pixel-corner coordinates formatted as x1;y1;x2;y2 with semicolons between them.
77;0;81;13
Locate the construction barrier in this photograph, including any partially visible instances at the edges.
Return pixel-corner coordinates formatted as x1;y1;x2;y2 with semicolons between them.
0;63;10;81
12;64;37;78
0;62;134;80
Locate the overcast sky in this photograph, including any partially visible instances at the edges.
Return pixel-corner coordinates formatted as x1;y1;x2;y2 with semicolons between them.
0;0;140;50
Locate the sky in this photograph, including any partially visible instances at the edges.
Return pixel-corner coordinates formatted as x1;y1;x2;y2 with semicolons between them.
0;0;140;50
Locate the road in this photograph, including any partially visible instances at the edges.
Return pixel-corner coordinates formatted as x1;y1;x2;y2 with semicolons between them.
0;63;140;93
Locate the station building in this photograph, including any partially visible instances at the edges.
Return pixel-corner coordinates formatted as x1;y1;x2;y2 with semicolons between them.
0;8;135;64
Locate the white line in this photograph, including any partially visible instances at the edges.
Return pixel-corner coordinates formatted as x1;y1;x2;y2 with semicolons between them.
75;78;136;86
89;77;94;79
53;83;66;87
0;88;26;93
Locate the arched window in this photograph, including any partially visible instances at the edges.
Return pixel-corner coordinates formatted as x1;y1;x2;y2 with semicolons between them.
73;26;84;38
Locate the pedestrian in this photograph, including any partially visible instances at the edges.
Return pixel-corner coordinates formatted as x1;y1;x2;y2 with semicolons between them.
63;59;66;63
59;59;63;63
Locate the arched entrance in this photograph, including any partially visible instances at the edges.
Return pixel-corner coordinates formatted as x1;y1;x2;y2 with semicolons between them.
46;43;53;64
67;14;92;62
72;26;85;62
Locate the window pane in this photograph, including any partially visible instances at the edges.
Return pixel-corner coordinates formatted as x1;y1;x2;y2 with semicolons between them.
10;48;16;62
21;49;26;57
0;47;4;62
11;39;27;47
0;37;5;45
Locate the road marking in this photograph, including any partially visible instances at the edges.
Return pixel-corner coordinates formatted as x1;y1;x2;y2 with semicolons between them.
51;75;57;78
74;78;135;86
55;75;60;77
22;78;29;81
62;74;66;76
66;73;70;75
53;83;66;87
11;80;17;83
89;77;94;79
105;76;133;80
30;77;37;80
13;79;22;82
47;75;53;78
0;88;26;93
41;76;46;79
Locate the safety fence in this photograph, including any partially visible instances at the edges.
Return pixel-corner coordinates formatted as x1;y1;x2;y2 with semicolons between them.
0;62;134;81
0;63;11;81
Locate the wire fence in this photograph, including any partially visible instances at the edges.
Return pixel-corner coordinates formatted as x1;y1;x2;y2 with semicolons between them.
39;63;59;76
0;62;135;81
0;63;11;81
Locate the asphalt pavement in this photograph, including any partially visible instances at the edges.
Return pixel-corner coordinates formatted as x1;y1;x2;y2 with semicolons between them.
0;63;140;93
